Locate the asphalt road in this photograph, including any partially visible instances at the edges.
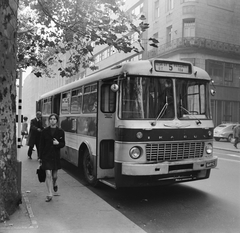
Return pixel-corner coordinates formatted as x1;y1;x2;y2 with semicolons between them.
62;142;240;233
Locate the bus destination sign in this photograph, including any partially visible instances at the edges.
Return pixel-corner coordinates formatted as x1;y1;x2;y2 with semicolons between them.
154;61;191;74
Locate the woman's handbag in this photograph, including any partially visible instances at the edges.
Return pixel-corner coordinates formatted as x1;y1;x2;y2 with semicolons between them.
36;165;46;183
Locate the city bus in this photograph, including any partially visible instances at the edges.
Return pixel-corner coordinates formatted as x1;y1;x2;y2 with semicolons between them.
37;58;218;189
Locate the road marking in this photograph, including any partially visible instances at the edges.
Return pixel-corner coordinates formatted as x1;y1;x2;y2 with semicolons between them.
215;151;240;157
218;157;240;163
227;154;240;158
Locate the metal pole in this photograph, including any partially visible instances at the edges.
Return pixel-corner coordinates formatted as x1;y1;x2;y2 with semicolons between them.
17;69;23;159
16;69;23;203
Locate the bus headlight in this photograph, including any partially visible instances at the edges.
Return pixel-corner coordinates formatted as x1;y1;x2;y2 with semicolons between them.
205;143;213;154
129;146;142;159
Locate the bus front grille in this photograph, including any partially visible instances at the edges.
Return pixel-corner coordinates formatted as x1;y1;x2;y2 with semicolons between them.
146;142;205;162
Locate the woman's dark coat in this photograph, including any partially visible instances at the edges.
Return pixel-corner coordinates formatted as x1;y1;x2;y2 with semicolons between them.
39;126;65;170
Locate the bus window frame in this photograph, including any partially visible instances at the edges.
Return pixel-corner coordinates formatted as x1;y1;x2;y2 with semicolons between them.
70;87;83;114
83;83;98;114
101;83;116;113
42;97;52;115
61;91;71;114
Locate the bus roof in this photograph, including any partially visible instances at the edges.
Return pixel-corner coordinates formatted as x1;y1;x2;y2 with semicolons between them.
40;58;211;99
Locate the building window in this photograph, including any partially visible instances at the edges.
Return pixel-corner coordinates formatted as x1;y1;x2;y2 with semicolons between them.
224;64;233;82
223;101;232;122
132;3;143;17
207;60;224;85
181;0;198;2
183;19;195;37
206;60;239;87
166;25;172;43
154;0;160;18
166;0;174;12
106;48;110;57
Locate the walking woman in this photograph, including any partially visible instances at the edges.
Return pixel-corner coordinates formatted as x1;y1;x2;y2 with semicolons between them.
39;113;65;202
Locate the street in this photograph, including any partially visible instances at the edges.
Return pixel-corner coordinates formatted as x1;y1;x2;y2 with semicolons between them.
62;141;240;233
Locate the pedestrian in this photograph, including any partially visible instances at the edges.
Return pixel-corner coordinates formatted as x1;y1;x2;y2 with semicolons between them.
27;111;44;159
233;124;240;149
21;116;28;146
39;113;65;202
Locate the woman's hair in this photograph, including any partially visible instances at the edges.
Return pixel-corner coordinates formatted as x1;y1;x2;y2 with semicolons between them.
23;116;28;121
48;113;59;122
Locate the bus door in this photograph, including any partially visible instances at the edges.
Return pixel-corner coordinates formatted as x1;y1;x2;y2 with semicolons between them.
97;81;116;186
53;94;61;115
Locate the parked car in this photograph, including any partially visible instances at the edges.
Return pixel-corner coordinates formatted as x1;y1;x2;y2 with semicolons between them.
214;123;237;142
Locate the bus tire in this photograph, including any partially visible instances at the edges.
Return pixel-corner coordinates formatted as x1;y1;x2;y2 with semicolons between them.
83;149;99;187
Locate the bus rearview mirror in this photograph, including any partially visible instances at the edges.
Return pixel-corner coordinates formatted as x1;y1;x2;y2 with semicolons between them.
111;84;119;92
210;89;216;96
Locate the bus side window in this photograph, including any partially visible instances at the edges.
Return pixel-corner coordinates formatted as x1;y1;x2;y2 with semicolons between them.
83;84;97;113
61;92;71;114
101;84;116;113
71;88;82;114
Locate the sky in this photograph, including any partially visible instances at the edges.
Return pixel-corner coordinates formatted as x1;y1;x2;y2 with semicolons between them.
22;66;32;84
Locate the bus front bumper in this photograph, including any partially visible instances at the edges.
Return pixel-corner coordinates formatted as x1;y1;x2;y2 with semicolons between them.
121;157;218;176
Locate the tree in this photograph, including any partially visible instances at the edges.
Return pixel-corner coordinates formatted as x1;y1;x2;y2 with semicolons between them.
0;0;21;222
18;0;153;77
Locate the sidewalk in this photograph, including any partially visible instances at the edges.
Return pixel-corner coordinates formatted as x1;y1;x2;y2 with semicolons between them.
0;145;146;233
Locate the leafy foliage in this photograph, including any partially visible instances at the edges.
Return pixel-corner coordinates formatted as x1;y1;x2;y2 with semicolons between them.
18;0;153;78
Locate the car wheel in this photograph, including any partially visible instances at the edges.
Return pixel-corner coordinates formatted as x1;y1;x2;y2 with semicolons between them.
228;134;233;142
214;138;220;141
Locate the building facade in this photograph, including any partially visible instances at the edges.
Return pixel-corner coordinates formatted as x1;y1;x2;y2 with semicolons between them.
22;0;240;126
144;0;240;125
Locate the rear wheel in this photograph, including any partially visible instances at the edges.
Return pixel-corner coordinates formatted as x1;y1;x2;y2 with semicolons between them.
214;137;220;141
83;150;99;186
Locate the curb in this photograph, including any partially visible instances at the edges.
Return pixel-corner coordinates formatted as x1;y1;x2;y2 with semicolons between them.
0;193;36;231
22;193;38;229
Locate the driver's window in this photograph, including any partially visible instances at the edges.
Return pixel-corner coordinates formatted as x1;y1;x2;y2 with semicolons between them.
101;84;116;113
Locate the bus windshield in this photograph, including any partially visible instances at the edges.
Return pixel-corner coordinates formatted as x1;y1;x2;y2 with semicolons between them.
120;76;174;119
120;76;210;120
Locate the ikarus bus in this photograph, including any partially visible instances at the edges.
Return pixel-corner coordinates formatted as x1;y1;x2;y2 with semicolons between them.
37;58;218;189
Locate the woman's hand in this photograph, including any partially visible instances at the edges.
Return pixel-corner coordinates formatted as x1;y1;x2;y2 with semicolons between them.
53;138;59;145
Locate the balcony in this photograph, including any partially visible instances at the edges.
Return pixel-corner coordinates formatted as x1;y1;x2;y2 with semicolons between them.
148;37;240;59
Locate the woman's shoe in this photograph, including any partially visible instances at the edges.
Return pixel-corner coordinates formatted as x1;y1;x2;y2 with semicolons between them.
45;196;52;202
53;185;58;192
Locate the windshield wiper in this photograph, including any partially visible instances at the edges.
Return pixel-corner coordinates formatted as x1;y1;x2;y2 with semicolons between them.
180;105;201;125
151;96;168;126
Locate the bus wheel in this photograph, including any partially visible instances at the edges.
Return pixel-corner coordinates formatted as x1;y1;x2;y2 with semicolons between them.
83;150;98;186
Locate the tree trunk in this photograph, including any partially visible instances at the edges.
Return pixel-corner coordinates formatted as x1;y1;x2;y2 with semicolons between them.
0;0;20;222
